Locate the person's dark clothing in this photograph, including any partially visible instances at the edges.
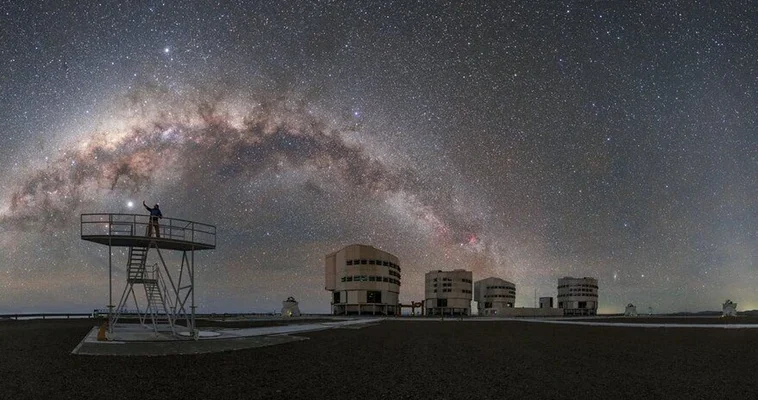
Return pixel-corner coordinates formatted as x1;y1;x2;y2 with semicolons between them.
144;204;162;238
144;204;163;218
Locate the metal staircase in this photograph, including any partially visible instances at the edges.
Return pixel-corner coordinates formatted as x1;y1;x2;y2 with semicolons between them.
114;244;177;335
127;246;148;282
144;263;174;329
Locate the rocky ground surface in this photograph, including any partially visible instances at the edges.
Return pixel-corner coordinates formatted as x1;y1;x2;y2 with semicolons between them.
1;318;758;399
588;316;758;324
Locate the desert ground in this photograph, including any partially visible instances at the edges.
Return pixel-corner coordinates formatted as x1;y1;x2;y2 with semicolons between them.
1;317;757;399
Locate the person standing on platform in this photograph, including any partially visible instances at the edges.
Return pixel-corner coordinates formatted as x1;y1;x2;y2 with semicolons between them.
143;201;163;238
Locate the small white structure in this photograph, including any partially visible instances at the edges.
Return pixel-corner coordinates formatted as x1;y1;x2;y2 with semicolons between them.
539;297;553;309
624;303;638;316
722;299;737;317
281;297;301;317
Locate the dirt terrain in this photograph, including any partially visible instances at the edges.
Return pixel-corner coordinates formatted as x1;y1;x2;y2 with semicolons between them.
1;318;757;399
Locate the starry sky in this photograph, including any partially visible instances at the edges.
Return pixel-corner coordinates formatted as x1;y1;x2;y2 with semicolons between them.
0;1;755;314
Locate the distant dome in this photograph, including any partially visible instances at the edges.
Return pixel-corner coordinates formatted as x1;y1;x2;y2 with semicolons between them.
722;299;737;317
281;297;301;317
624;303;637;317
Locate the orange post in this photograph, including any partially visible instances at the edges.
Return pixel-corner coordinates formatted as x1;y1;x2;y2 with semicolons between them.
97;321;108;341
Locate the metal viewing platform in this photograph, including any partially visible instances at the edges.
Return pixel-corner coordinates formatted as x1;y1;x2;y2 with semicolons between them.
80;213;217;338
81;213;216;250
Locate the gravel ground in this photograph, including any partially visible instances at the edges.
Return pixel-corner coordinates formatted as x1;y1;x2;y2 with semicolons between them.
1;318;758;400
583;316;758;324
194;317;344;329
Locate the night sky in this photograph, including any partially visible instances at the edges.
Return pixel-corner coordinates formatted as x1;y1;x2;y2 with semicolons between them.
0;1;755;314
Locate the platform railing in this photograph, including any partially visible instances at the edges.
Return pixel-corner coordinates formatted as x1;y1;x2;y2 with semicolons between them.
80;213;216;248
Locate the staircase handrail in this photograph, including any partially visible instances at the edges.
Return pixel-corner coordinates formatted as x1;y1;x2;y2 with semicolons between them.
150;263;174;312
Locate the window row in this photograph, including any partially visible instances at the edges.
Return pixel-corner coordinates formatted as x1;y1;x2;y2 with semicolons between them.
389;270;401;278
486;285;515;290
558;284;598;289
346;259;401;272
557;293;597;298
433;289;471;294
568;288;596;293
432;282;469;288
433;277;470;282
484;294;515;298
341;275;401;285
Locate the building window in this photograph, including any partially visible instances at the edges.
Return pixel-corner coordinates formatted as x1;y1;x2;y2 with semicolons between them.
367;291;382;304
333;292;341;304
360;259;367;264
346;260;353;266
437;299;448;307
346;276;353;282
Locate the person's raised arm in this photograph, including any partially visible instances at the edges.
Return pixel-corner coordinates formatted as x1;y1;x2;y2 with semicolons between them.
143;200;150;211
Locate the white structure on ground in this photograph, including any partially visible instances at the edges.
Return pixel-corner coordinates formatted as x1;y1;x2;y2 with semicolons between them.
539;297;554;308
325;244;401;315
722;299;737;317
425;270;473;316
557;276;599;316
281;297;301;317
624;303;638;316
474;277;515;316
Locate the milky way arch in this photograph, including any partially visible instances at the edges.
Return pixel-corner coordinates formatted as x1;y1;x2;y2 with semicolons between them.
2;92;484;251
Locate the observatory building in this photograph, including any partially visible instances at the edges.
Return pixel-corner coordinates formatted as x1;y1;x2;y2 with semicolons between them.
557;276;599;316
425;269;473;316
473;277;516;316
324;244;401;315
